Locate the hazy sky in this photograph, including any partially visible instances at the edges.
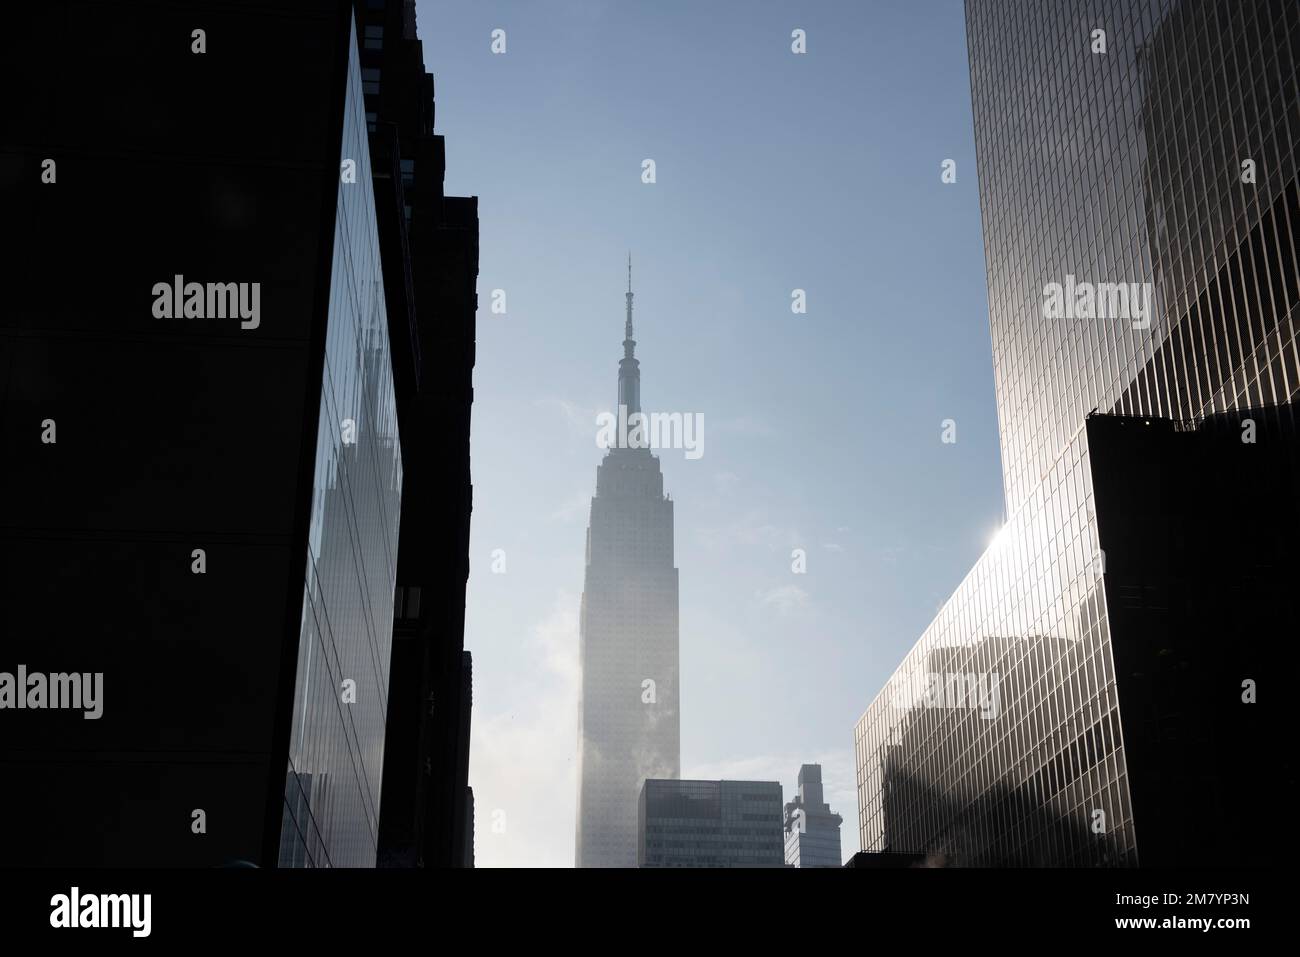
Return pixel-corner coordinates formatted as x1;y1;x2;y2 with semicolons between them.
416;0;1003;866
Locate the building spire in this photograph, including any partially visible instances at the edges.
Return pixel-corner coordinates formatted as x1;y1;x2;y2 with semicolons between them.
625;252;634;341
617;254;641;424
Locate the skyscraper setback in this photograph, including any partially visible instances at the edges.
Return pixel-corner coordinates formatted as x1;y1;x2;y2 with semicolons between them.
576;263;681;868
854;0;1298;867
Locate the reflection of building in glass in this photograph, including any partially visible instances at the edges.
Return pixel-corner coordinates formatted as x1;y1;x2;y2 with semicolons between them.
640;780;784;868
281;771;325;869
576;265;681;868
0;1;465;868
272;12;406;871
783;764;844;868
855;0;1299;867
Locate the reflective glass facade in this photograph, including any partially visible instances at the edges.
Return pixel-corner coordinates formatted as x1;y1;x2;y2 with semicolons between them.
855;0;1298;866
639;780;784;868
279;18;404;868
974;0;1300;515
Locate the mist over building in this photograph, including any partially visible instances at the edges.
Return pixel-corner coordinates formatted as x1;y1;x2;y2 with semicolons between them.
575;262;681;868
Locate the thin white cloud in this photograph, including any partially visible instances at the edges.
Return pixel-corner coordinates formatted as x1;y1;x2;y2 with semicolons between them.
549;490;591;523
696;508;797;551
533;396;604;441
756;584;809;614
712;470;740;493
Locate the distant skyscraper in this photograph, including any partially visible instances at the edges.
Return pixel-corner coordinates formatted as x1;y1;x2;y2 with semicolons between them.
576;261;681;868
639;780;784;868
854;0;1299;867
783;764;843;867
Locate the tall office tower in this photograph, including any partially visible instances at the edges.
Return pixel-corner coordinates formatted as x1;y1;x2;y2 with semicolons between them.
576;263;681;868
783;764;844;868
0;1;436;867
349;0;481;870
854;0;1299;867
639;780;785;868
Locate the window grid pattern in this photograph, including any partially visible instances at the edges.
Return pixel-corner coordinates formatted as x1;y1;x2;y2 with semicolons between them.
639;780;785;868
855;0;1298;866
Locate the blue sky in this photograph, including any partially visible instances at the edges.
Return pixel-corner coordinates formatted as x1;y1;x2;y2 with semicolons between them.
416;0;1004;866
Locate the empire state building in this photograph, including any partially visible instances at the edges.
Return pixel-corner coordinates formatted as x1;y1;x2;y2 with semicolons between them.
575;259;681;868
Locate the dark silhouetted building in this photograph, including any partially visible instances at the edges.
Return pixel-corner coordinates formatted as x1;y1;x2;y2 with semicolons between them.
0;0;475;868
463;784;475;868
639;779;784;868
341;0;480;871
844;852;926;869
854;0;1298;867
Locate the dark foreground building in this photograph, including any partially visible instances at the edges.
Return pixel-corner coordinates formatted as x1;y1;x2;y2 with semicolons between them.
0;0;476;868
353;0;480;871
843;852;926;869
854;0;1298;867
639;780;784;868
